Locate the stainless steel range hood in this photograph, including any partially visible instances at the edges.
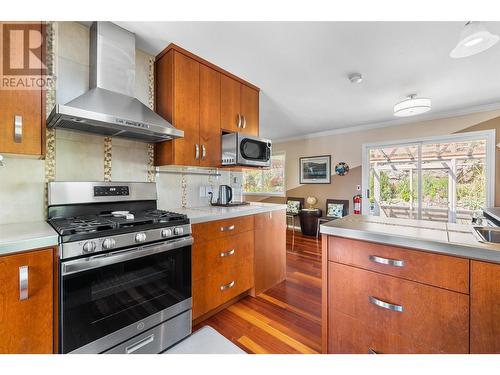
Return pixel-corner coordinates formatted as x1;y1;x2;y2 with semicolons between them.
47;22;183;142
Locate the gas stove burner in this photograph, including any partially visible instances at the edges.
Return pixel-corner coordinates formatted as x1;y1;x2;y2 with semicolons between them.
144;209;187;222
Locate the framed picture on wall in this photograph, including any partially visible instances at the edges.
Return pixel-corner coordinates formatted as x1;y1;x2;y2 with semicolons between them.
299;155;331;184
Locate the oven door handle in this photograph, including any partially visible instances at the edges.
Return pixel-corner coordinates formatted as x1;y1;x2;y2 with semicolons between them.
61;236;193;276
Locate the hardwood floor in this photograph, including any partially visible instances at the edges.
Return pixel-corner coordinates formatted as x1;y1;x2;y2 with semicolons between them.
194;229;322;354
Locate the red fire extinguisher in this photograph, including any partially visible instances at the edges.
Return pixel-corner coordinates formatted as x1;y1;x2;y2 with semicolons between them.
353;194;362;214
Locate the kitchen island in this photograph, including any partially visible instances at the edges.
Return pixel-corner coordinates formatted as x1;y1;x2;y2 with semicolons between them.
320;215;500;354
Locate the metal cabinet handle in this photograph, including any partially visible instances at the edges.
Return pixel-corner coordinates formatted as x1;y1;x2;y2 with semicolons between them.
195;144;200;160
369;296;403;312
368;348;378;354
369;255;405;267
242;115;247;129
125;334;155;354
19;266;28;301
237;113;242;128
220;280;235;291
220;249;235;257
14;115;23;143
201;144;206;160
220;224;235;232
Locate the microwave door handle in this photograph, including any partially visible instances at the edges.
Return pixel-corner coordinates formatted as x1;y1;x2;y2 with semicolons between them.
61;236;193;276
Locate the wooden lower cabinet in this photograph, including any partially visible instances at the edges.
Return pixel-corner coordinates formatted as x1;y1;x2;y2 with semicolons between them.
323;235;480;354
471;260;500;353
0;248;54;353
328;262;469;353
252;209;286;296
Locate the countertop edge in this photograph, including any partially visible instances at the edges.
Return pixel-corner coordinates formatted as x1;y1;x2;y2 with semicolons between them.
320;224;500;264
0;236;59;257
189;204;286;224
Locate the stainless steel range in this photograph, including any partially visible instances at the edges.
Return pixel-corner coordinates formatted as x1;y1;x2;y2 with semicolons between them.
47;182;192;354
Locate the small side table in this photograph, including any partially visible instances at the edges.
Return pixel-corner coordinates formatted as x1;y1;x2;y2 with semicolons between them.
299;208;323;236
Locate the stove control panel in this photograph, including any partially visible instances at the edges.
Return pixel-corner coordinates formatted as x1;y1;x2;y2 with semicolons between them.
161;228;173;238
174;227;184;236
102;238;116;250
82;241;96;253
94;186;130;197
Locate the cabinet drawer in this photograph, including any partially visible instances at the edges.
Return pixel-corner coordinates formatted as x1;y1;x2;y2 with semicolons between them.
328;262;469;353
328;236;469;293
192;215;254;242
193;262;253;319
193;231;254;281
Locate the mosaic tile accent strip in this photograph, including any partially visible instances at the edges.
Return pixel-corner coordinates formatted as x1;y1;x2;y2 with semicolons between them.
181;174;187;208
147;56;156;182
104;137;112;182
44;21;57;217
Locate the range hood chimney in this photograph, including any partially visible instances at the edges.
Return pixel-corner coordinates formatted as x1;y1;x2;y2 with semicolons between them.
47;22;183;142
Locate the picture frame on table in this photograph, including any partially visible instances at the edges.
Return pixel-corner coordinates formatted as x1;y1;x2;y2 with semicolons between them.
299;155;331;184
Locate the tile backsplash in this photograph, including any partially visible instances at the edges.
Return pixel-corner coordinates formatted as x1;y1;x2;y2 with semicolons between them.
0;21;243;225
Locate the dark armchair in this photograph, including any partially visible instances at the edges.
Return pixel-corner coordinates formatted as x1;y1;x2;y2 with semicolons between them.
316;199;350;238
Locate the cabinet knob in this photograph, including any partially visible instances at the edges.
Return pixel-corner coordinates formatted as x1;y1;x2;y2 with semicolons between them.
14;115;23;143
220;280;235;291
220;249;235;257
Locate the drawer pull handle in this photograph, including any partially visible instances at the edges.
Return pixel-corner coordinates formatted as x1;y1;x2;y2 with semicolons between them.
19;266;28;301
220;280;235;291
369;296;403;312
220;225;235;232
368;348;378;354
369;255;405;267
125;334;155;354
220;249;235;257
237;113;242;128
195;144;200;160
14;115;23;143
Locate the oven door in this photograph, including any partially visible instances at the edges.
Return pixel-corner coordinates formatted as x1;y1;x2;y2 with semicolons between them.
237;135;272;167
60;236;192;354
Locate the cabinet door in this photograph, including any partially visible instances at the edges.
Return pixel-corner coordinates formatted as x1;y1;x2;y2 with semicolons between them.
471;260;500;353
199;65;221;167
0;22;43;156
240;85;259;136
0;248;53;353
173;51;200;166
220;74;241;133
252;210;286;295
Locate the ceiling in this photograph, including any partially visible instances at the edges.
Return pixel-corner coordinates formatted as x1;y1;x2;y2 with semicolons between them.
115;21;500;140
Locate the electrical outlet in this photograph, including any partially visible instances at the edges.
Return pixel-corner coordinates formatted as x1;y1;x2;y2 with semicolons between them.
356;185;361;191
206;186;213;197
199;186;206;198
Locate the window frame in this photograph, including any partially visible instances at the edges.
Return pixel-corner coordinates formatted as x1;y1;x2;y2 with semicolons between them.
242;151;286;197
361;130;496;219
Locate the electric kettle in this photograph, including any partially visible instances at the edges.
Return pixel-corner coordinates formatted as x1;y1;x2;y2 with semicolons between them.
217;185;233;205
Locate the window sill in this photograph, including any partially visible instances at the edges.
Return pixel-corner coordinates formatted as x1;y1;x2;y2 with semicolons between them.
243;192;285;197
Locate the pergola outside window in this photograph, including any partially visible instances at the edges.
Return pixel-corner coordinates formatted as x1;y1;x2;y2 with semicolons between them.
362;130;496;224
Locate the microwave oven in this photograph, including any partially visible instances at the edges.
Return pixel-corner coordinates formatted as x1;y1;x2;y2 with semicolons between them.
221;133;272;167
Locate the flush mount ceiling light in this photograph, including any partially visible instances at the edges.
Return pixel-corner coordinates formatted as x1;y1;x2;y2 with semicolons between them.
450;21;499;58
348;73;363;84
393;94;432;117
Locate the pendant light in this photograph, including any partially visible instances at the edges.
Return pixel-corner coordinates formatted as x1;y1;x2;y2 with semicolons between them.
450;21;499;58
393;94;431;117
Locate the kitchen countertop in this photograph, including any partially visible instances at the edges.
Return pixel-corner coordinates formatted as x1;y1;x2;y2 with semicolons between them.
162;202;287;224
0;221;59;256
320;214;500;263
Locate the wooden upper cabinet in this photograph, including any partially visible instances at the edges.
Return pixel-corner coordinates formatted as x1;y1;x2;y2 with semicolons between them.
220;74;241;133
155;50;200;166
0;21;45;157
221;74;260;136
471;260;500;353
240;84;259;136
199;65;221;167
155;44;260;167
0;248;54;353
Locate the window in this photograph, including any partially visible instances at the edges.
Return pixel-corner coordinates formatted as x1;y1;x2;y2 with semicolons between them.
362;130;495;224
243;152;285;196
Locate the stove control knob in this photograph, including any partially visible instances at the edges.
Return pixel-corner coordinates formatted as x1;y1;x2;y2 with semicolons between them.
82;241;96;254
102;238;116;250
135;232;147;243
174;227;184;236
161;228;173;238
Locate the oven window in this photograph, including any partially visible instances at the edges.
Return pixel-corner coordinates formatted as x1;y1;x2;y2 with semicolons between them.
240;139;270;161
61;245;191;353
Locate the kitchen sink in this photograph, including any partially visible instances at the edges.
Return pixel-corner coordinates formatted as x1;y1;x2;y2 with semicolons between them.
472;226;500;244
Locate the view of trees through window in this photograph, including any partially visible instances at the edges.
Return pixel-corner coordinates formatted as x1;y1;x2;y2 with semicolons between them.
367;138;488;223
243;152;285;195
